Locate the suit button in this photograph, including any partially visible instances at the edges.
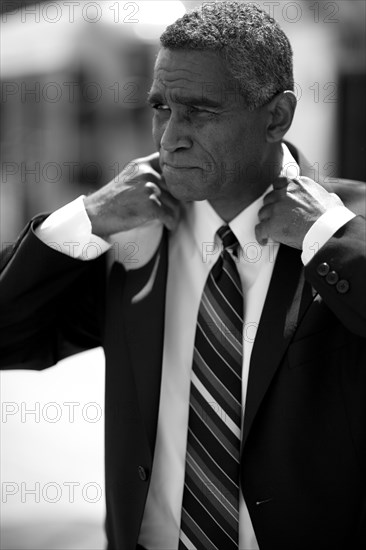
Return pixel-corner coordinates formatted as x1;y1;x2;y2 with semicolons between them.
137;466;148;481
317;262;330;276
325;270;339;285
336;279;350;293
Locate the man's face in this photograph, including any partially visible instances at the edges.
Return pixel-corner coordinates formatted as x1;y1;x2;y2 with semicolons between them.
149;48;271;210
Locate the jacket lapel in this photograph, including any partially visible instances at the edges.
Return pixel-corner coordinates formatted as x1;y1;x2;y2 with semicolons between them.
122;229;169;454
242;244;314;447
241;142;364;447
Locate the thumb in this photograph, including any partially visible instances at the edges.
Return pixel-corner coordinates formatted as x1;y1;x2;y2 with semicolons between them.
272;176;290;191
255;221;268;246
144;152;161;174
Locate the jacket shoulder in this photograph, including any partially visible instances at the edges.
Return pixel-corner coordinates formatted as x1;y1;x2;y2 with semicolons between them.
284;141;366;216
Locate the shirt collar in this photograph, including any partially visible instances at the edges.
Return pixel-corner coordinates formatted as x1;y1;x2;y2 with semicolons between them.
186;143;300;256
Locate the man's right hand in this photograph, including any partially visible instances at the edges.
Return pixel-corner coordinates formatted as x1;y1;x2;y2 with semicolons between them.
84;152;181;238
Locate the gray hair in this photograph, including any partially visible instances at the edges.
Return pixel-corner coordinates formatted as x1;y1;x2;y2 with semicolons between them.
160;1;294;110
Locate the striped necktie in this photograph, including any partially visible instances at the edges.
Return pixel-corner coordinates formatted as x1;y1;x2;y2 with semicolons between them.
179;225;244;550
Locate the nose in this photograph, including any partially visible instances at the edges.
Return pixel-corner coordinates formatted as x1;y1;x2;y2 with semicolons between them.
159;113;193;153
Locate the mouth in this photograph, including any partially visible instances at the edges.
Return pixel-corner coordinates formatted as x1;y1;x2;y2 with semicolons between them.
163;163;200;171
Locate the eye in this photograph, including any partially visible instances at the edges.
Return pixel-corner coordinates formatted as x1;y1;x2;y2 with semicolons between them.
151;103;170;112
186;106;200;114
186;105;216;116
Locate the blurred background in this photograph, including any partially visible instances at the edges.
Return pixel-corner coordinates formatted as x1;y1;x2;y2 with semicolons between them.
0;1;365;548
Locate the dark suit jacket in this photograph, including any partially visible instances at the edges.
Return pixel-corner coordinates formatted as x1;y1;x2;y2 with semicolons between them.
1;144;366;550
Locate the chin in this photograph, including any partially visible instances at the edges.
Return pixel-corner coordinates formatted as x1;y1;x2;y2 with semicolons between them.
165;180;211;202
164;172;217;202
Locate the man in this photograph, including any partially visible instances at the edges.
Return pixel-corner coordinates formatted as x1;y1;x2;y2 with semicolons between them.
1;2;365;549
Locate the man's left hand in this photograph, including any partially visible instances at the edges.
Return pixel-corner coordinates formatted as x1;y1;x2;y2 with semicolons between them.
255;176;344;248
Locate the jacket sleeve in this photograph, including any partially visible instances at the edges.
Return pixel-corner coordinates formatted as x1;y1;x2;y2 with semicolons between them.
304;215;366;337
0;216;106;370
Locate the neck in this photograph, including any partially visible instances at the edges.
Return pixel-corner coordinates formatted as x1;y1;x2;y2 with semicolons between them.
209;144;283;222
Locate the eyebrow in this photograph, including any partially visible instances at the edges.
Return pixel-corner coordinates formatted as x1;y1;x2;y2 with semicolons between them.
147;92;222;109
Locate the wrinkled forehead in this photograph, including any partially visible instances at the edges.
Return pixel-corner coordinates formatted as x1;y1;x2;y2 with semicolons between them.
150;48;242;104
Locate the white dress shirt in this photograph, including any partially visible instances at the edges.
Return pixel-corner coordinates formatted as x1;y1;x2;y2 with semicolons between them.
36;145;355;549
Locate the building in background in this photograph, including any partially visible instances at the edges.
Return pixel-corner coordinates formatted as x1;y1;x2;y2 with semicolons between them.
0;1;186;242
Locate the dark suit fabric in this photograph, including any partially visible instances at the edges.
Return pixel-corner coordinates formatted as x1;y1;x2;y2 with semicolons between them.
1;145;366;550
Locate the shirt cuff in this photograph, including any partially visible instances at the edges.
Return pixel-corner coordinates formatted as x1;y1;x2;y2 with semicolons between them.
35;195;111;260
301;206;356;265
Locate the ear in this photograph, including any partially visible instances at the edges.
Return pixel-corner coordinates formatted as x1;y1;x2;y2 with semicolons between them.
265;91;297;143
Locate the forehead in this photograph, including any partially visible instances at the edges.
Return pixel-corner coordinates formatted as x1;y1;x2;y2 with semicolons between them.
151;48;243;105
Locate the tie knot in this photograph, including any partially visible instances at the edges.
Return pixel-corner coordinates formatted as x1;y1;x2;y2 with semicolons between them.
217;225;239;252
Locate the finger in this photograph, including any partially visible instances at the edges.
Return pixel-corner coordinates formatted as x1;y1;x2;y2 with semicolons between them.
141;172;172;198
272;176;289;191
145;181;162;198
257;203;273;222
143;182;179;214
143;185;175;213
144;181;163;208
149;194;162;207
262;191;276;206
144;171;170;195
255;221;269;246
143;151;161;174
141;179;181;231
115;163;161;186
139;168;162;186
145;181;180;211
